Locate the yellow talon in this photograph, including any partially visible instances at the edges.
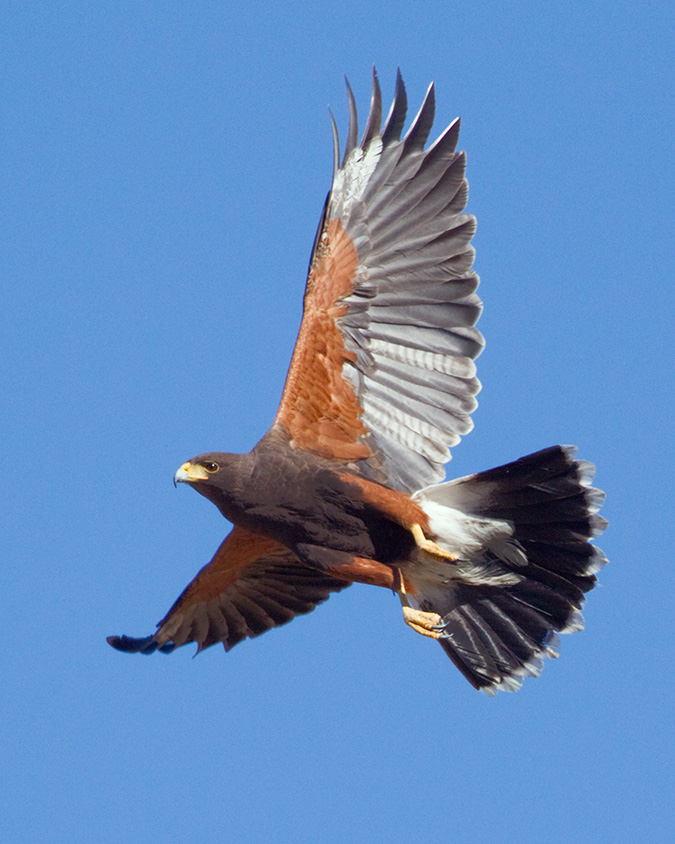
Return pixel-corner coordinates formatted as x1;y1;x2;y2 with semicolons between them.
395;566;444;640
410;523;459;561
402;606;444;640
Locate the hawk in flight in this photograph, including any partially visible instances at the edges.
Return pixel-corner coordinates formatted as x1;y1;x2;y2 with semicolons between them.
108;71;607;693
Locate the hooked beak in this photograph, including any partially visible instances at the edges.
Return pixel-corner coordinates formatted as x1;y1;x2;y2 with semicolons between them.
173;461;209;487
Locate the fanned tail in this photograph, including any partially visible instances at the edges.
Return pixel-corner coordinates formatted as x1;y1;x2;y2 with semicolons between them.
410;446;607;693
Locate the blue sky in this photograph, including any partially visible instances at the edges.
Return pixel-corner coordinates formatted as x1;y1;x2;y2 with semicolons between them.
2;2;673;842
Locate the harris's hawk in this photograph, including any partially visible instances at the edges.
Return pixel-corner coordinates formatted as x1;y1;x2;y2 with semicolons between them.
108;71;607;693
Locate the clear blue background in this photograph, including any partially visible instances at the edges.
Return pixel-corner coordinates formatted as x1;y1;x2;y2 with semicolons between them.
2;2;673;842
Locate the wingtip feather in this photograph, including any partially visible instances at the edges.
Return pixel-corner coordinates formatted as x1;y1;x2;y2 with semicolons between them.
360;66;382;149
328;107;340;180
106;633;175;655
381;68;408;146
343;76;359;165
403;80;436;150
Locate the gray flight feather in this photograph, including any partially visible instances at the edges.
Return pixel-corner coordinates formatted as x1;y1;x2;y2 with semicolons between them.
381;68;408;146
360;67;382;149
322;70;483;493
342;76;359;165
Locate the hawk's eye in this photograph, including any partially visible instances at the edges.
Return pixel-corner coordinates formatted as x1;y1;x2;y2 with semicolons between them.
202;462;219;473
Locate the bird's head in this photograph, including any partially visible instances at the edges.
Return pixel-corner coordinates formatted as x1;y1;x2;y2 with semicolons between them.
173;451;253;510
174;454;223;487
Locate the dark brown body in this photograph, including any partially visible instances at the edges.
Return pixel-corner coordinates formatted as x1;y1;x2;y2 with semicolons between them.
187;432;421;582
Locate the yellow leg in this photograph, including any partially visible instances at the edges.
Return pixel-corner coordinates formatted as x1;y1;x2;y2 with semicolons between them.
395;567;444;640
410;523;459;561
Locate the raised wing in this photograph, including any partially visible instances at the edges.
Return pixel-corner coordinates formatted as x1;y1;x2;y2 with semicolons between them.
272;69;484;493
107;526;350;655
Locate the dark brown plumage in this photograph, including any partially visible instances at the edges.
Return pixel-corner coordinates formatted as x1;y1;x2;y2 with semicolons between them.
108;71;607;693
